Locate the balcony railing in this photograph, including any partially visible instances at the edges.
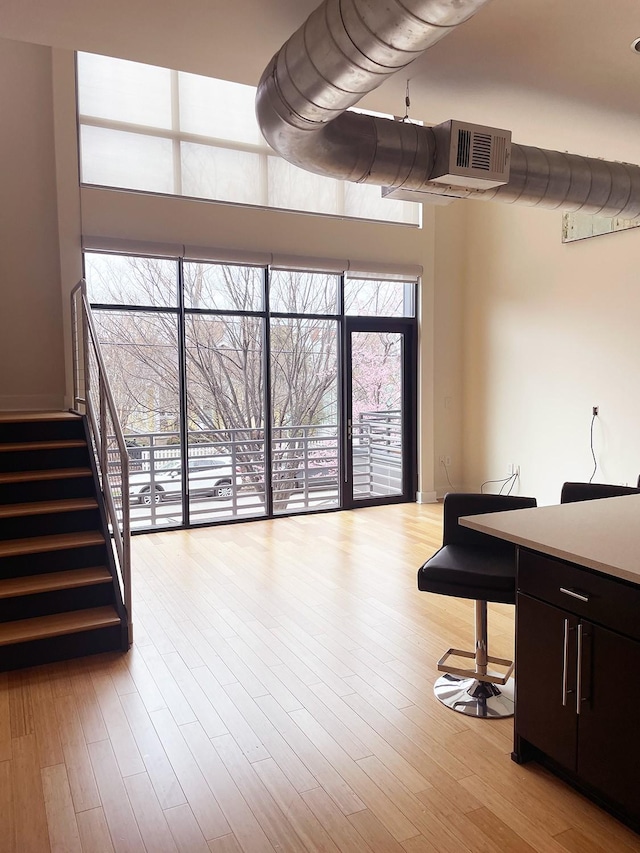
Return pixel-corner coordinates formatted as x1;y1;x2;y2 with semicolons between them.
115;413;401;529
353;410;403;497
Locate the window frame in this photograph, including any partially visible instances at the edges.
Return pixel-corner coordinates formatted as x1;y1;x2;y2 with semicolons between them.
84;251;418;532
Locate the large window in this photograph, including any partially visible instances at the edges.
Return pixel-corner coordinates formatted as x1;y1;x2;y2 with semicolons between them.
77;52;421;226
85;251;418;531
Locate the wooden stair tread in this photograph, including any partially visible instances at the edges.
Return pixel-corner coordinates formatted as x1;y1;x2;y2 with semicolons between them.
0;411;80;423
0;606;121;646
0;439;86;453
0;567;112;598
0;467;92;484
0;530;105;558
0;497;98;519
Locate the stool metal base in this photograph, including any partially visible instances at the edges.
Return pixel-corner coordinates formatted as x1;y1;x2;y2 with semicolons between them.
437;646;514;685
433;673;515;718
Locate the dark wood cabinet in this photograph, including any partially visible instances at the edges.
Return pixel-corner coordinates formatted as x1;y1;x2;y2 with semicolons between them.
576;622;640;817
514;548;640;831
515;592;578;770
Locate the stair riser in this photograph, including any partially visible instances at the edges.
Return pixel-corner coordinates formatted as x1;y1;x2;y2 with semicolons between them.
0;544;108;579
0;477;95;504
0;624;127;672
0;419;85;444
0;414;128;670
0;509;101;540
0;446;89;473
0;583;114;623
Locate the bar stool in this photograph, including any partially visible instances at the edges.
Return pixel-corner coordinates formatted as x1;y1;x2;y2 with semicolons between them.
417;492;537;718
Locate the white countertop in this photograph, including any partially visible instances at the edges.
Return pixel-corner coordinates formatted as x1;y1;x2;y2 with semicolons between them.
460;494;640;586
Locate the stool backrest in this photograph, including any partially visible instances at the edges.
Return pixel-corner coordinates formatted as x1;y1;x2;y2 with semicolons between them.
442;493;537;548
560;482;640;504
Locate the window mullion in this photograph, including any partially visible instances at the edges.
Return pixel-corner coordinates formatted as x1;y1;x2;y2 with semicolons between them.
260;153;269;207
171;70;182;196
176;258;190;525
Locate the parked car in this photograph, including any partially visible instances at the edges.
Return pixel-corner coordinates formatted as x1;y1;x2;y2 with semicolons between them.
129;456;238;504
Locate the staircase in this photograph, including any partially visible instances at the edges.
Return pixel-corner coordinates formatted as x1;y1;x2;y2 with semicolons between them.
0;411;128;671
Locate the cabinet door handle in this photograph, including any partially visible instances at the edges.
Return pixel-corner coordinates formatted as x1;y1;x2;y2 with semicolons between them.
576;622;584;715
560;587;589;603
562;618;570;706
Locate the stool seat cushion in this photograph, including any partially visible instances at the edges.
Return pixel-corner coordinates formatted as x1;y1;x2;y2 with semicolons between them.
417;544;516;605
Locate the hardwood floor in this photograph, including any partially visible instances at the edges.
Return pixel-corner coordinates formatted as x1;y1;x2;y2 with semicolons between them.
1;502;639;852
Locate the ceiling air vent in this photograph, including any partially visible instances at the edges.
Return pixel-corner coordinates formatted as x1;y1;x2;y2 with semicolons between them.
431;120;512;189
456;128;472;168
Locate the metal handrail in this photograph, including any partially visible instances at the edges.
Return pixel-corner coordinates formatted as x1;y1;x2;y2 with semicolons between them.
71;279;132;645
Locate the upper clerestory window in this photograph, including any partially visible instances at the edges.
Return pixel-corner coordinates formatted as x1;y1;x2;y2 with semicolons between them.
76;52;421;227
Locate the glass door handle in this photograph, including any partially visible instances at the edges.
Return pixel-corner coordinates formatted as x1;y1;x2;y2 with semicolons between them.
344;420;352;483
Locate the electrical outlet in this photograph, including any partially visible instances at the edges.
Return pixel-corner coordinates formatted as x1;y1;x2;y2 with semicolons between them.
508;463;520;476
593;406;599;416
439;455;452;466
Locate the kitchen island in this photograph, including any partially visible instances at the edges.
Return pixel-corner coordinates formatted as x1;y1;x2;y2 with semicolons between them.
460;495;640;834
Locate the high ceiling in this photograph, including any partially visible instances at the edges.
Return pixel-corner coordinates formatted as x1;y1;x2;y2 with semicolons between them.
2;0;639;121
410;0;640;117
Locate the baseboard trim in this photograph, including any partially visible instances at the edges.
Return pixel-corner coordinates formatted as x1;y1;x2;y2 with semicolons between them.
416;490;438;504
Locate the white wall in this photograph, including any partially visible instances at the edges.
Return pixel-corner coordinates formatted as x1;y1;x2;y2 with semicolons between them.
462;200;640;505
0;38;65;410
432;201;468;497
450;87;640;505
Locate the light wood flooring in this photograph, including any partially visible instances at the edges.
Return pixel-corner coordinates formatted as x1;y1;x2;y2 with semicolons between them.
1;502;639;852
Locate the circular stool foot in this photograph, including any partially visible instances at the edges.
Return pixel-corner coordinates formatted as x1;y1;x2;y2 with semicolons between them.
433;673;514;718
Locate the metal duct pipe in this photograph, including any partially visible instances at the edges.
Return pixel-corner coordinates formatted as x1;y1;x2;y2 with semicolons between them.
256;0;640;218
256;0;491;186
487;146;640;217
